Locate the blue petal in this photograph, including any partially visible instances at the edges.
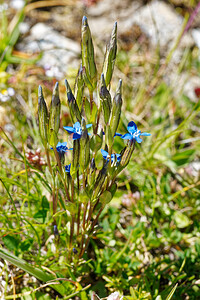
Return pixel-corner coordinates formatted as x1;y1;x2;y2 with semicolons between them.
140;132;151;136
63;126;74;134
116;154;121;162
56;142;62;147
101;149;108;159
135;136;143;143
121;133;133;140
73;122;81;129
114;132;122;137
73;133;81;140
127;121;137;133
86;124;92;129
65;163;71;173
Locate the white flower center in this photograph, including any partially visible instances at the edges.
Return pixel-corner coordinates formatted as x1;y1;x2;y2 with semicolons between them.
132;129;140;137
76;127;82;135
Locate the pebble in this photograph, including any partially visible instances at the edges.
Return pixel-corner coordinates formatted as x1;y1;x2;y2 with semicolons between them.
17;23;80;78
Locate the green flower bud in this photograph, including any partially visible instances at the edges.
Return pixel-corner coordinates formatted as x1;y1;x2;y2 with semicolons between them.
109;79;122;138
92;163;108;201
80;118;90;171
71;139;80;177
65;79;81;123
74;64;84;111
99;73;112;124
82;66;93;92
120;139;135;168
105;125;113;150
102;22;117;87
38;86;48;145
49;82;60;136
81;16;97;90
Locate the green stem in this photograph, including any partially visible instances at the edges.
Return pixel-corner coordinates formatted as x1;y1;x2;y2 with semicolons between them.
79;206;104;258
45;146;52;174
53;148;71;202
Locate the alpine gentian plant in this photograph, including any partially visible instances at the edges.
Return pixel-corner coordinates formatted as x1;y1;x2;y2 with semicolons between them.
37;16;151;260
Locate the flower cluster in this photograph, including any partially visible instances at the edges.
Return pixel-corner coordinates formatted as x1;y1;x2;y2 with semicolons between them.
37;16;151;259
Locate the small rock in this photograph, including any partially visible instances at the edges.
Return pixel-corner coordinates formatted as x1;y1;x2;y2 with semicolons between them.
122;0;194;51
10;0;25;10
17;23;81;78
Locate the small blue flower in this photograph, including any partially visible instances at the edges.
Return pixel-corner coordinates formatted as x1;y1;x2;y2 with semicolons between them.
65;163;71;173
101;149;121;164
121;121;151;143
64;122;92;140
51;142;72;153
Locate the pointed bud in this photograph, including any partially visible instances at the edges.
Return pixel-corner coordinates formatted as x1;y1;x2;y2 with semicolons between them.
105;125;113;150
102;22;117;87
49;82;60;137
71;139;80;177
120;139;135;168
65;79;81;123
80;118;90;171
74;64;84;111
81;16;97;90
99;73;112;124
109;79;122;137
92;163;108;201
38;86;48;145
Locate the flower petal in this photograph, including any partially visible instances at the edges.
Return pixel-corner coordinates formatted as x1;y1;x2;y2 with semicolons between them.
135;136;143;143
140;132;151;136
114;132;122;137
63;126;74;134
101;149;108;159
73;133;81;140
73;122;81;129
121;133;133;140
116;154;121;162
86;124;93;129
127;121;137;133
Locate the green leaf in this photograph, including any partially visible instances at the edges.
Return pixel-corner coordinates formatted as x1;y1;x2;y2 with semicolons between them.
2;235;19;251
166;284;178;300
99;190;112;205
0;248;66;296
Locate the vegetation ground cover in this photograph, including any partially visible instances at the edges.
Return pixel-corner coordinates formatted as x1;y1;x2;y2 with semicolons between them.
0;1;200;299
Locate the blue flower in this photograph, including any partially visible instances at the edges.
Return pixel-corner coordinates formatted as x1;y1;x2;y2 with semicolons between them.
65;163;71;173
64;121;92;140
51;142;72;153
101;149;121;164
121;121;151;143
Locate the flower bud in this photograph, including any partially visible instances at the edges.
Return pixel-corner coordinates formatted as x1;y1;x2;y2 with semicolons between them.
74;64;84;111
93;163;108;201
109;79;122;138
79;118;90;171
120;139;135;168
102;22;117;87
65;79;81;123
49;82;60;136
99;73;112;124
81;16;97;90
71;139;80;177
38;86;48;145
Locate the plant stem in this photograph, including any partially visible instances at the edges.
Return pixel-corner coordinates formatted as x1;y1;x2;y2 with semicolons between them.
79;206;104;258
45;146;52;174
53;147;71;202
69;179;75;248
